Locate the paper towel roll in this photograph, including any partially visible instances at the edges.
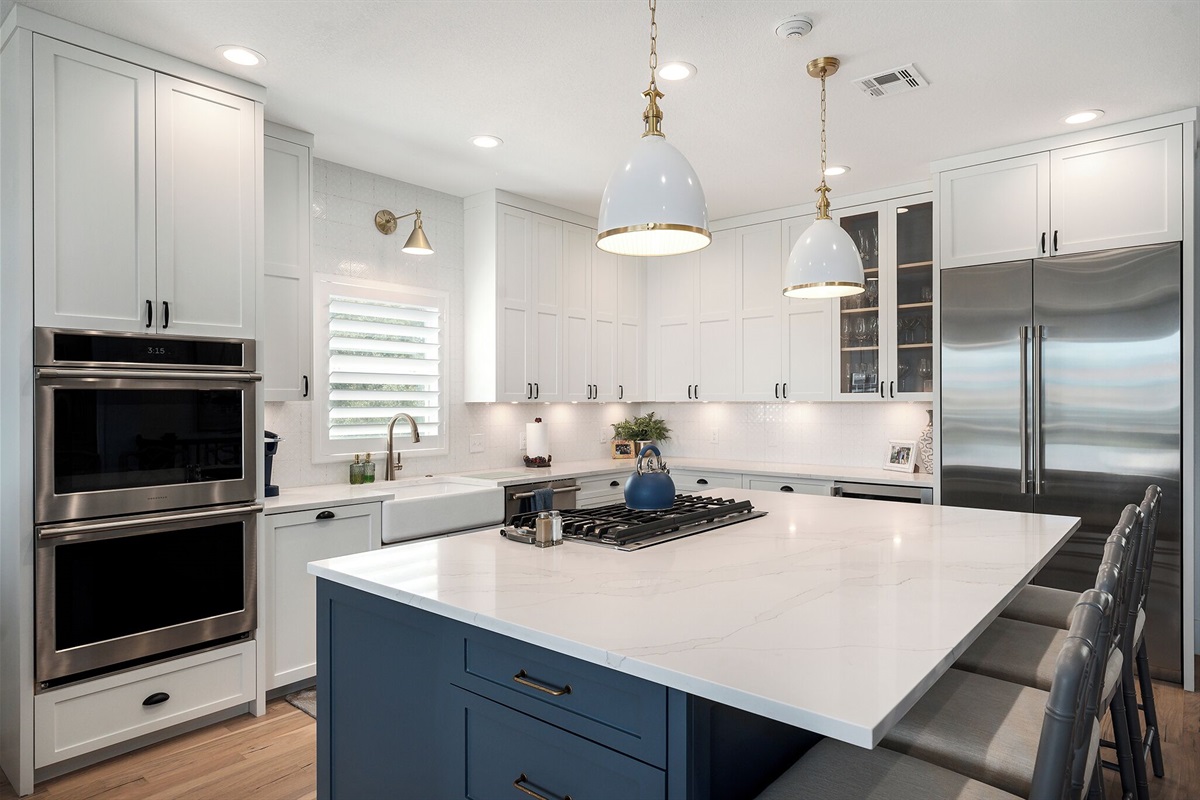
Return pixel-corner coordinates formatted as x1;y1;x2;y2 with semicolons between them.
526;421;550;458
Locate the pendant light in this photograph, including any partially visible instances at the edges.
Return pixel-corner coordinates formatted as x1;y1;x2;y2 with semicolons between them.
596;0;710;257
783;57;864;298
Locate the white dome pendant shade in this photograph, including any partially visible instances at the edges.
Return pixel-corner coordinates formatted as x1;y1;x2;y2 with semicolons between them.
783;56;865;299
597;134;710;256
783;218;864;297
596;0;710;258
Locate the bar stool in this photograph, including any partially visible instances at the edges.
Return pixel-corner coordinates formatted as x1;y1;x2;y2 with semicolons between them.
954;505;1146;800
754;589;1113;800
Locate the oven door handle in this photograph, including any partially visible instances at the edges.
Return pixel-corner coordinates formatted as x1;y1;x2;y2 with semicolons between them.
35;368;263;382
37;504;264;540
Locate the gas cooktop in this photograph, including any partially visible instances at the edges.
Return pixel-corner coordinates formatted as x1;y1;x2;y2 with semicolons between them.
505;495;767;551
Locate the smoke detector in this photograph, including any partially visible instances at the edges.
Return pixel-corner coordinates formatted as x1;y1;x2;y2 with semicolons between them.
775;15;814;40
853;63;930;98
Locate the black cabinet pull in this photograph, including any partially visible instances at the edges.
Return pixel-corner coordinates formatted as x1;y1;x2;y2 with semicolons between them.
302;375;309;398
783;382;788;398
145;299;153;328
890;380;895;398
697;478;709;485
162;301;170;329
618;384;623;400
1053;230;1059;252
316;510;335;520
527;383;532;400
780;485;794;492
142;692;170;707
513;773;572;800
687;385;692;400
534;382;539;399
775;382;780;399
609;480;619;487
695;384;699;400
879;380;885;398
1040;232;1047;254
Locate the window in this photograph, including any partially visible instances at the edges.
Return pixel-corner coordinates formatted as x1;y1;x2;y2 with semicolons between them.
312;276;447;461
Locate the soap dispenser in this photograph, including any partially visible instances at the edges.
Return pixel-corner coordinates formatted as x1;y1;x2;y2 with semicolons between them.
349;454;365;485
363;452;376;483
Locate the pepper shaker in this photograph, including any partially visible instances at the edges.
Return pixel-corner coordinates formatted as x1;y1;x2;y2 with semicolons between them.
535;511;554;547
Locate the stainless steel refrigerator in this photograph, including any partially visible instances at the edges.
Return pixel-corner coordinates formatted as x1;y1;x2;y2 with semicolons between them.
940;242;1183;681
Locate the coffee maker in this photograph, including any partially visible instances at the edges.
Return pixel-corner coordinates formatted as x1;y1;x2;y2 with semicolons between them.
264;431;282;497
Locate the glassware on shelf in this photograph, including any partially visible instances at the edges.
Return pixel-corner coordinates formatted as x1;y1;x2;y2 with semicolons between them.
918;358;933;392
912;316;926;345
921;284;933;303
865;279;878;308
867;316;879;346
853;317;867;346
840;316;852;347
897;363;911;393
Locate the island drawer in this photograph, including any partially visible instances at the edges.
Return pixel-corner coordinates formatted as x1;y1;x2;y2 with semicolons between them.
452;686;665;799
672;468;742;493
453;629;668;766
576;472;628;508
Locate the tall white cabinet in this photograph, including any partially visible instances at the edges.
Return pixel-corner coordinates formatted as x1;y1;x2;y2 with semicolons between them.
262;125;313;401
32;36;258;338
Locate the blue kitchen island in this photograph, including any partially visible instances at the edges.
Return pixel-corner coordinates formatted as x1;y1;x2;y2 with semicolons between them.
310;489;1079;799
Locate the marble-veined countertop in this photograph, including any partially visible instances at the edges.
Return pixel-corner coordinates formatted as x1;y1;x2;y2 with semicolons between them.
309;488;1078;748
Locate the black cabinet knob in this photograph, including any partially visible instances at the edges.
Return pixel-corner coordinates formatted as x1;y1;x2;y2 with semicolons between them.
142;692;170;707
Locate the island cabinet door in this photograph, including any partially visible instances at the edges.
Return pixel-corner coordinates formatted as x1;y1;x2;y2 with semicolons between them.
449;686;666;800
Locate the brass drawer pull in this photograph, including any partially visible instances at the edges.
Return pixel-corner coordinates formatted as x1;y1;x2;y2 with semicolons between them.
512;669;571;697
513;773;572;800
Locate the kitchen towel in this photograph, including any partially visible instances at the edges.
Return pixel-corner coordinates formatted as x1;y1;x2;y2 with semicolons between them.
530;487;555;512
526;421;550;459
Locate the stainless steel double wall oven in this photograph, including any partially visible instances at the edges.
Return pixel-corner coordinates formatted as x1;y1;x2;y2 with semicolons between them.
34;328;261;689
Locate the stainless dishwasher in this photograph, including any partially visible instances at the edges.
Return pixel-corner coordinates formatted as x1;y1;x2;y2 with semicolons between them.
504;479;581;522
834;482;933;504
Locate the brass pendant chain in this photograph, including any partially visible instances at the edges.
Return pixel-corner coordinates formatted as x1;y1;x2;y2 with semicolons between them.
642;0;665;137
814;69;832;219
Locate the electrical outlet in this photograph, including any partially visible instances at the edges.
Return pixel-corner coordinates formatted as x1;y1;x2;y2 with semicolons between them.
710;427;720;444
599;425;610;443
519;431;526;449
469;433;484;453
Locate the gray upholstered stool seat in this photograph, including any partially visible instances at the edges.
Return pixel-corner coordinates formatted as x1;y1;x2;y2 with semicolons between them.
755;738;1020;800
1001;583;1076;629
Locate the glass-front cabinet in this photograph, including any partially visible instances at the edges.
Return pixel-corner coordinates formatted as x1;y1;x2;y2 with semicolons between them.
832;194;933;401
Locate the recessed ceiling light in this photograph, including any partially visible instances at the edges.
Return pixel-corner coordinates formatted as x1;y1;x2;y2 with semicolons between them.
470;135;503;149
219;46;266;66
657;61;696;81
1062;109;1104;125
823;165;850;177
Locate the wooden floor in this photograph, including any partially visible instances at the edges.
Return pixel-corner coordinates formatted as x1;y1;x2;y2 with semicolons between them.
1;661;1197;799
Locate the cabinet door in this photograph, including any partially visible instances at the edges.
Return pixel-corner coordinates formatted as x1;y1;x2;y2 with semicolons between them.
155;75;257;337
263;136;312;401
780;215;832;401
736;221;784;401
591;246;619;401
562;222;592;402
616;256;643;401
1050;126;1183;255
695;230;737;401
653;253;697;400
496;205;533;401
529;214;562;401
938;153;1050;268
891;198;935;398
33;37;157;333
265;504;379;690
832;206;885;400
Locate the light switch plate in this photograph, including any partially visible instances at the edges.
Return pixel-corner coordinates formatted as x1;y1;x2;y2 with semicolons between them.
519;431;526;449
469;433;484;453
599;426;610;443
710;427;720;444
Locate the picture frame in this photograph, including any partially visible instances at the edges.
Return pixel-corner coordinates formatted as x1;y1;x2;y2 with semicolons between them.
884;440;917;472
611;440;635;459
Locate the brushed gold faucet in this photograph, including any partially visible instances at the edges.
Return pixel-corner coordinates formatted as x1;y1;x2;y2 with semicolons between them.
385;413;421;480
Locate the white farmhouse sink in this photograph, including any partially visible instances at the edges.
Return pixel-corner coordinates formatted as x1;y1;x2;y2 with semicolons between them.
378;476;504;544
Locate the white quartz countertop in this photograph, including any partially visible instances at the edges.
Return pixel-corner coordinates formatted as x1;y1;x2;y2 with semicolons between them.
263;484;398;515
309;488;1078;747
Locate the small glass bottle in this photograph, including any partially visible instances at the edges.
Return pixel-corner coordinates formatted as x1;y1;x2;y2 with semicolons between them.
362;452;376;483
349;454;365;485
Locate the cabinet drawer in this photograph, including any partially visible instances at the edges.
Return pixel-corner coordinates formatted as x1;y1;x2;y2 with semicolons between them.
455;629;667;766
672;468;742;493
577;472;627;508
745;476;839;496
35;641;255;767
455;687;665;800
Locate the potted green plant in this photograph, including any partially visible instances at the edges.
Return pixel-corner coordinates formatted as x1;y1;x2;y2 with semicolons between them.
611;412;671;458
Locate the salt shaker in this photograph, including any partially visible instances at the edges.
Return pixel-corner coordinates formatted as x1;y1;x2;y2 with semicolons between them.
549;510;563;543
535;511;554;548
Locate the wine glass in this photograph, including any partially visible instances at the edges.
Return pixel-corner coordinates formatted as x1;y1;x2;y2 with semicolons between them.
867;316;879;346
853;317;867;346
840;316;852;347
918;358;933;392
856;230;870;261
865;279;879;308
921;284;933;303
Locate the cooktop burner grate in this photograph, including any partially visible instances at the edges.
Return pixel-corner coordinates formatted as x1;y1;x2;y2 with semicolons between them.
506;494;766;551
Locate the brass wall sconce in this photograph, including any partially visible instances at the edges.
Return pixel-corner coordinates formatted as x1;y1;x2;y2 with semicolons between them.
374;208;434;255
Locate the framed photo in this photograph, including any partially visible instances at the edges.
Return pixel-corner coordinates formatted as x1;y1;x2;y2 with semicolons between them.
611;440;635;459
884;440;917;472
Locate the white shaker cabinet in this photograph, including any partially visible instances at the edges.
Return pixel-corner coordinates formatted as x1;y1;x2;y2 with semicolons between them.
564;221;618;402
262;127;313;401
780;215;833;402
651;231;736;402
32;36;259;337
262;503;380;690
616;253;644;401
938;126;1183;268
736;221;785;402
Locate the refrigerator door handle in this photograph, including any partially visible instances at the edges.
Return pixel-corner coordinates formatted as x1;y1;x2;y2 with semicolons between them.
1019;325;1030;494
1032;324;1045;495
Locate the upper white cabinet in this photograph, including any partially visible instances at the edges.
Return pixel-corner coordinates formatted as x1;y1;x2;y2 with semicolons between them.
736;221;785;402
938;126;1183;268
33;36;258;337
263;128;313;401
615;254;644;402
650;231;737;401
780;215;833;402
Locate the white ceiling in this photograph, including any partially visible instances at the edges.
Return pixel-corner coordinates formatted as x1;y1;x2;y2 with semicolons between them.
16;0;1200;221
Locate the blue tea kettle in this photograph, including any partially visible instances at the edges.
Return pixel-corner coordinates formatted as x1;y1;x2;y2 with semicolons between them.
624;445;676;511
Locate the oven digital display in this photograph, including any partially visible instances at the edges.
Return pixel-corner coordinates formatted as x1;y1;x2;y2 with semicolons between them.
52;331;244;367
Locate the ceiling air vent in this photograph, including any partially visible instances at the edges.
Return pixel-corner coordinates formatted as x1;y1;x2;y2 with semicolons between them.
853;63;929;98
